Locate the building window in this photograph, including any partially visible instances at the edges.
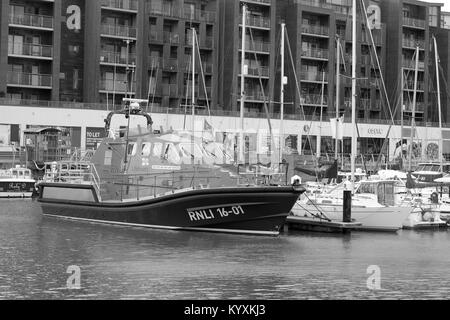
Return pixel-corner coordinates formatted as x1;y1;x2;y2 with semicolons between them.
429;6;438;27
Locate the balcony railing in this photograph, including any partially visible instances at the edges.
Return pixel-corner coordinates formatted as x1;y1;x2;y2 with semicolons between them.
297;0;350;15
402;17;426;29
404;80;425;91
240;40;270;52
242;91;267;101
149;30;163;42
162;58;178;71
101;24;136;39
241;66;270;77
301;24;329;36
241;0;271;5
99;79;136;93
101;0;138;11
300;94;328;106
100;51;136;65
402;38;425;49
9;13;53;29
404;102;425;112
300;71;328;82
402;59;425;70
8;42;53;58
184;7;215;23
241;15;271;29
360;98;371;109
8;72;52;87
148;4;181;18
301;47;329;60
162;84;179;97
164;32;180;44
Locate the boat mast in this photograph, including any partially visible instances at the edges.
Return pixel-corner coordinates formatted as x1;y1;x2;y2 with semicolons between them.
280;22;285;164
335;36;340;161
318;70;325;159
433;35;443;173
239;4;247;165
351;0;356;190
400;66;404;170
191;27;196;165
408;46;419;172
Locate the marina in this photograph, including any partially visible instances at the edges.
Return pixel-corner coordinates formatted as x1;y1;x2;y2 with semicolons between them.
1;0;450;302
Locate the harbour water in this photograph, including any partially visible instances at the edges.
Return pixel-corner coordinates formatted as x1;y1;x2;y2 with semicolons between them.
1;199;450;300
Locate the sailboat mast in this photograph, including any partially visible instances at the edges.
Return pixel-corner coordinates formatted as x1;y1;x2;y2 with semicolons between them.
192;27;196;164
433;36;443;172
335;36;340;160
351;0;357;189
280;22;285;164
408;46;419;172
400;67;404;170
239;4;247;164
318;71;325;159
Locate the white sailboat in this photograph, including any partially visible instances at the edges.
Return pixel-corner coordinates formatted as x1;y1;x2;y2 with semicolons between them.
291;0;415;231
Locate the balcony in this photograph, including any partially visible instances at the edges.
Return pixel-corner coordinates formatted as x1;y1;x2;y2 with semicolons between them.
9;13;53;30
404;80;425;91
240;15;271;29
101;24;137;39
148;4;181;18
362;32;382;45
301;24;329;37
404;102;425;112
162;58;178;72
300;94;328;106
8;43;53;59
402;38;425;49
100;51;136;66
149;30;163;42
99;79;136;93
162;84;179;97
101;0;138;12
301;47;329;60
360;98;371;109
240;0;271;6
164;32;180;44
240;91;267;102
240;66;270;78
184;7;215;23
7;72;52;88
239;40;270;53
300;71;328;82
402;17;426;29
184;86;212;99
402;59;425;70
296;0;349;15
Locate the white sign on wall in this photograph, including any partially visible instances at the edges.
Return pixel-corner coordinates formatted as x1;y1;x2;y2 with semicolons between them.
66;5;81;31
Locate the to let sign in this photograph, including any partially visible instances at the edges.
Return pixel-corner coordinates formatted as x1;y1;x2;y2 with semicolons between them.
86;127;106;150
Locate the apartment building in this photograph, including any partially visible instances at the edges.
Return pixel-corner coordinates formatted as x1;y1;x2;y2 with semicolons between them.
218;0;277;115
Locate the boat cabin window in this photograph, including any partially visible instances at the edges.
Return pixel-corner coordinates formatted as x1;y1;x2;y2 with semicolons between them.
127;143;137;156
152;142;163;157
142;143;151;156
179;143;204;159
12;170;18;177
356;182;376;194
104;150;112;166
163;143;181;163
417;164;440;172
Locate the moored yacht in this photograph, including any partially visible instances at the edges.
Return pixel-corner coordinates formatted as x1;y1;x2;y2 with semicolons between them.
0;166;36;198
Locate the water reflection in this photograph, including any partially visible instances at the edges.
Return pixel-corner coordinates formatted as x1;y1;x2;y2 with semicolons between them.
1;199;450;299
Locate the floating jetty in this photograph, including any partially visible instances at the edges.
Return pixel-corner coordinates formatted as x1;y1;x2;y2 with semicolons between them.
285;215;362;233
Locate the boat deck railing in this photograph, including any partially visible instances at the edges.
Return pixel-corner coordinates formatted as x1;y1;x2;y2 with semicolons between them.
237;163;289;186
41;160;103;201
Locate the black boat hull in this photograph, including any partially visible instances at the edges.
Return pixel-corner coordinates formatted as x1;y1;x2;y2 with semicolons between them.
38;183;304;236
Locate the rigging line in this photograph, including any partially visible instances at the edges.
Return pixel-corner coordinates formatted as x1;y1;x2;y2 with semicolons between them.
150;61;159;114
302;193;332;221
284;28;320;177
194;31;211;121
147;58;155;113
360;0;399;171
